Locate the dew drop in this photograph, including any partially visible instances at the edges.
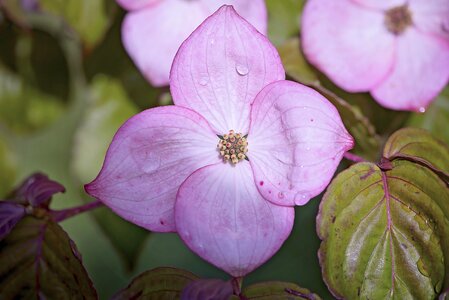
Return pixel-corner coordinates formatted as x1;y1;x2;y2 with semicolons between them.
417;259;430;277
210;38;215;45
198;77;208;86
434;280;443;294
306;147;311;151
278;192;285;199
236;64;249;76
418;107;426;113
300;165;304;169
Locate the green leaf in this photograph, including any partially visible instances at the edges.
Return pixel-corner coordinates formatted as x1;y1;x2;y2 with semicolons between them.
39;0;110;49
318;160;449;299
277;37;318;85
408;87;449;146
239;281;321;300
266;0;304;46
0;138;17;198
0;215;97;298
0;64;65;134
112;267;198;299
318;74;411;136
383;127;449;181
73;75;147;270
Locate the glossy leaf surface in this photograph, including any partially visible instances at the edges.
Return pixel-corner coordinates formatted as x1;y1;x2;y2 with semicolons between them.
112;267;198;299
239;281;321;299
318;160;449;299
384;127;449;180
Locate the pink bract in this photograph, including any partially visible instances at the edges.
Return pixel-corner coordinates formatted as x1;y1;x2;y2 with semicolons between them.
86;6;354;277
119;0;267;87
301;0;449;112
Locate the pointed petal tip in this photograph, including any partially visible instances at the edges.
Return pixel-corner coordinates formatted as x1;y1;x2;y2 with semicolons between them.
170;1;283;133
175;163;294;277
249;80;354;207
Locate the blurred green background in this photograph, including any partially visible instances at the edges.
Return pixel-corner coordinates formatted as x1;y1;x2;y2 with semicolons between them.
0;0;448;299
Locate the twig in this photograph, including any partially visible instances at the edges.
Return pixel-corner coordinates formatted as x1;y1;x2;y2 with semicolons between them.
51;200;103;222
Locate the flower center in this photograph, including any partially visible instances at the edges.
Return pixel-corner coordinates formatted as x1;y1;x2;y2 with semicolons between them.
384;5;412;35
217;130;248;164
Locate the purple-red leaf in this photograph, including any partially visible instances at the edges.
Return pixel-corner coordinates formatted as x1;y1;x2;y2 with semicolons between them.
8;173;65;207
181;278;233;300
0;216;97;298
0;201;25;240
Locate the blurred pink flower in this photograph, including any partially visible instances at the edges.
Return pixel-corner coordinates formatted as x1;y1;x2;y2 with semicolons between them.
302;0;449;112
86;6;353;276
118;0;267;87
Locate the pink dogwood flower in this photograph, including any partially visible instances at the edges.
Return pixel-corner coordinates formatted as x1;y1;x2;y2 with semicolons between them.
118;0;267;87
302;0;449;112
86;6;354;276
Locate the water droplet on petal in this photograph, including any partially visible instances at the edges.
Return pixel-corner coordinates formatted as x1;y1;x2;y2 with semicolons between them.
236;64;249;76
300;165;304;168
198;77;208;86
306;147;311;151
278;192;285;199
418;107;426;113
210;38;215;45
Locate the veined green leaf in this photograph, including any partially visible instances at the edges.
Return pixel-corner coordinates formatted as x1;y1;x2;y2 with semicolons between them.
383;127;449;181
112;267;198;299
238;281;321;300
318;160;449;299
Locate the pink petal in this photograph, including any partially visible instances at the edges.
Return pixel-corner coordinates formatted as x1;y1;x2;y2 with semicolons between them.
122;1;207;87
85;106;220;232
301;0;395;92
372;29;449;111
248;81;354;206
350;0;405;10
170;5;284;134
116;0;160;11
409;0;449;41
122;1;268;87
198;0;267;35
175;162;294;277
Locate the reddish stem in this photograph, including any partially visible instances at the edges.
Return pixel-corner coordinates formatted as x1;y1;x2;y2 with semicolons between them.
344;152;367;163
232;277;244;298
51;200;103;222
